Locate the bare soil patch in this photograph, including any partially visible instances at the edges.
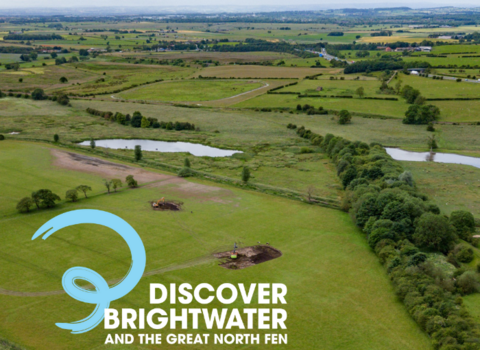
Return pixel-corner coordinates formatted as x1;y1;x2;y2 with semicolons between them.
150;199;183;211
214;245;282;270
50;149;233;200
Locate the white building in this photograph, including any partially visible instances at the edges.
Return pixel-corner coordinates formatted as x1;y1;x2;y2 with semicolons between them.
419;46;432;52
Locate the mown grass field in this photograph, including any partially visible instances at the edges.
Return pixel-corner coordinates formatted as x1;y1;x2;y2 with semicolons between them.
0;141;432;350
118;80;265;102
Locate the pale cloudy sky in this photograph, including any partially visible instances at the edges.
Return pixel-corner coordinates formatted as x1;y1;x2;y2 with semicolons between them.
0;0;478;9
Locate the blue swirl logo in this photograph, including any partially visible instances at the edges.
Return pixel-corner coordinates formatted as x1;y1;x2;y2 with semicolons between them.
32;209;146;334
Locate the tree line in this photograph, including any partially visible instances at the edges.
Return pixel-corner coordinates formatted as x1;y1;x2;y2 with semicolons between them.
289;126;480;349
3;33;63;40
85;108;196;131
16;176;139;213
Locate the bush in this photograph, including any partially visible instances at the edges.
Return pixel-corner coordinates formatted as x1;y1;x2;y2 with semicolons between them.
134;145;142;161
0;134;4;141
65;189;79;202
178;167;193;177
450;210;476;241
241;166;251;183
126;175;138;188
454;244;474;263
300;147;313;154
16;197;34;213
457;271;480;295
338;110;352;124
31;88;46;100
57;94;69;106
413;213;456;253
53;134;59;143
403;104;440;125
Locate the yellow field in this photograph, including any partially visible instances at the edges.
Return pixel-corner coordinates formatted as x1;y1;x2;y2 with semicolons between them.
359;36;457;44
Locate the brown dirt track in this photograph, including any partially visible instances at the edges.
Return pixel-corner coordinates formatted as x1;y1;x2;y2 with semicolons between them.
51;149;234;201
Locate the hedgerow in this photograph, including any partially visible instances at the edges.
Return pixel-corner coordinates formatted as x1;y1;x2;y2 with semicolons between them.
290;124;480;350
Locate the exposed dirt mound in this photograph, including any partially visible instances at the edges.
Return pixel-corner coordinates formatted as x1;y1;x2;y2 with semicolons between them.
151;200;183;211
214;245;282;270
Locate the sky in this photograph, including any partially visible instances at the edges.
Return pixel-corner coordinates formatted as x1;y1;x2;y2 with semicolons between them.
0;0;478;9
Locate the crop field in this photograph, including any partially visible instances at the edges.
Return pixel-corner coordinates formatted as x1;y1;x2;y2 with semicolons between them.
0;141;432;350
117;80;265;102
191;65;328;79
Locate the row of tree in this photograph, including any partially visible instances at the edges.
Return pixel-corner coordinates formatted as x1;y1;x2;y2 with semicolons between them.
85;108;196;131
16;176;139;213
289;126;480;349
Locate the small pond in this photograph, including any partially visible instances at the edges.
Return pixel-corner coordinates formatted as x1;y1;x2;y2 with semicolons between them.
78;139;242;157
386;147;480;169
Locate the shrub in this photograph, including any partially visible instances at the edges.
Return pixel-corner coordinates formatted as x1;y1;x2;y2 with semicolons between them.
16;197;34;213
57;94;69;106
31;88;46;100
53;134;59;143
300;147;313;154
126;175;138;188
403;104;440;125
338;110;352;124
457;271;480;295
454;244;474;263
241;166;251;183
134;145;142;161
413;213;456;253
65;189;79;202
450;210;476;241
0;134;4;141
178;167;193;177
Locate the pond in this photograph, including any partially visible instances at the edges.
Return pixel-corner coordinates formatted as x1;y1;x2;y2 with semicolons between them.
78;139;242;157
385;147;480;169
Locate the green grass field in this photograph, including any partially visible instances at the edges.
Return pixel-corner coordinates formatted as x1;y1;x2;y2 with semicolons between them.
279;78;388;97
54;62;196;96
393;73;480;99
118;80;265;102
0;141;432;350
233;94;409;118
402;161;480;219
